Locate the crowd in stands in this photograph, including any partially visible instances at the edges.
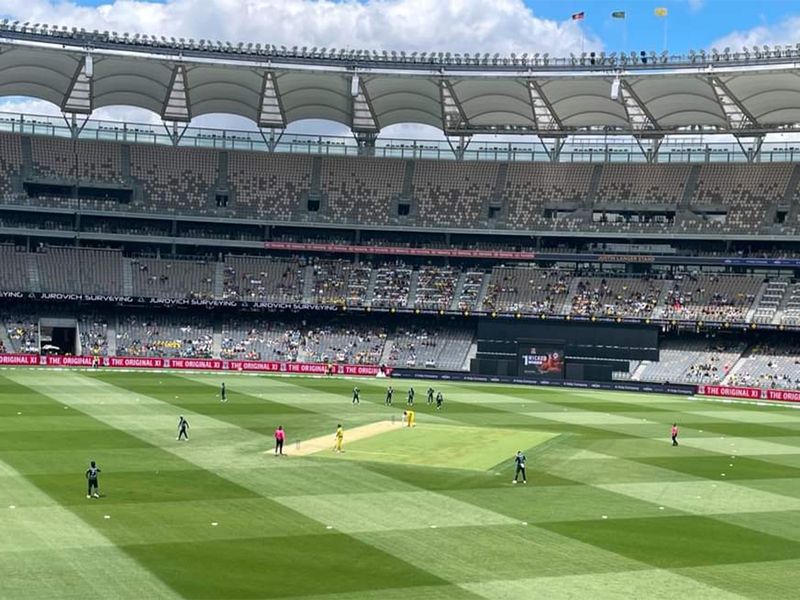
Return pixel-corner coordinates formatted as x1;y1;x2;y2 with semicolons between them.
483;267;570;314
4;315;38;353
662;273;761;322
726;344;800;390
569;277;661;318
371;262;412;308
6;131;800;235
79;315;109;356
116;315;213;358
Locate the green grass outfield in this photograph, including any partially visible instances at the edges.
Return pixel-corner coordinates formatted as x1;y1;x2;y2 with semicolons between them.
2;370;800;599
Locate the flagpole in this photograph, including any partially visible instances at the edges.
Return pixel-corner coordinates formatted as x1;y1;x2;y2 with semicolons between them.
663;17;668;52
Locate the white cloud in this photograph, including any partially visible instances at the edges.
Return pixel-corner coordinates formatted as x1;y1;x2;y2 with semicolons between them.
0;0;598;56
0;0;601;138
711;16;800;51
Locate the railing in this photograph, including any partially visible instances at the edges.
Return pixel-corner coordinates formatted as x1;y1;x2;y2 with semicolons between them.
3;112;800;164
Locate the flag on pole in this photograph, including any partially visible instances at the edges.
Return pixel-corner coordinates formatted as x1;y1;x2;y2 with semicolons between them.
571;11;585;20
611;11;626;19
654;7;668;17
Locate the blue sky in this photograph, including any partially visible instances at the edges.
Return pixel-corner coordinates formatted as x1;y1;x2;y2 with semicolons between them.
527;0;799;53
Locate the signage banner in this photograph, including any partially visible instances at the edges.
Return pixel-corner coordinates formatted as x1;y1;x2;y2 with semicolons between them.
697;384;800;403
0;354;388;377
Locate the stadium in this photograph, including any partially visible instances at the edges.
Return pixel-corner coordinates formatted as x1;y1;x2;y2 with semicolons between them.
2;6;800;599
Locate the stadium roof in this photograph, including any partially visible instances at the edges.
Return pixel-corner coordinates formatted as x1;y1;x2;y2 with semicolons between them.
3;23;800;137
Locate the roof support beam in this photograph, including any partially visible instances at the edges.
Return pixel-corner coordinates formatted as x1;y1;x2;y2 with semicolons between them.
446;135;471;160
440;80;469;133
162;120;189;147
354;131;378;157
258;71;286;128
618;80;659;132
631;135;663;163
258;128;284;152
60;111;90;140
537;136;565;163
162;65;191;122
351;75;379;134
710;77;758;131
528;81;562;132
734;134;764;163
61;57;93;115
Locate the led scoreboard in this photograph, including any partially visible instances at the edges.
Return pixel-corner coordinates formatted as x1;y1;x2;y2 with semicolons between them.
517;340;565;380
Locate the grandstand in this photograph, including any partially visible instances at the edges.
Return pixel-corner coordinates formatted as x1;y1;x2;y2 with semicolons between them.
6;15;800;600
0;24;798;392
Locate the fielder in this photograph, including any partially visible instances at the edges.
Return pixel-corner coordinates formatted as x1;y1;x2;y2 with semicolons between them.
512;451;527;484
220;382;227;403
435;391;444;410
334;424;344;452
426;387;435;405
177;416;190;441
385;386;393;406
352;386;361;405
85;460;101;499
407;387;415;406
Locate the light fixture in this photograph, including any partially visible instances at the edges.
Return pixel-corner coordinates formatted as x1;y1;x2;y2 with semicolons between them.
610;75;620;100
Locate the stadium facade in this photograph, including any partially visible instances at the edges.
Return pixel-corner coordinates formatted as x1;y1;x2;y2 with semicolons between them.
2;25;800;396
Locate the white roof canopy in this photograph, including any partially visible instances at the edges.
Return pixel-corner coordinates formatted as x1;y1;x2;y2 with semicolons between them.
3;29;800;136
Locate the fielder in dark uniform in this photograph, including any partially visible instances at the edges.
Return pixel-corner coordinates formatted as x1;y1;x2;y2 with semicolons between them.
407;387;415;406
177;416;190;441
385;386;393;406
512;451;527;484
220;382;227;403
435;391;443;410
352;386;361;405
426;387;435;405
86;461;101;498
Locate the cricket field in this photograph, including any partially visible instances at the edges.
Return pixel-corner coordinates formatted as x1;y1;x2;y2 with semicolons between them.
2;369;800;599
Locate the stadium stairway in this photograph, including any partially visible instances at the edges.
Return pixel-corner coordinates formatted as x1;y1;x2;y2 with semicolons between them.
745;280;771;324
772;282;797;325
0;322;14;353
585;164;604;209
474;272;492;310
721;353;750;385
561;278;584;315
213;261;225;299
302;265;316;304
679;165;701;209
652;279;677;319
25;253;41;293
449;271;468;311
212;323;222;358
122;258;134;296
407;270;420;307
754;281;780;324
378;337;395;366
106;318;117;356
365;268;380;307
